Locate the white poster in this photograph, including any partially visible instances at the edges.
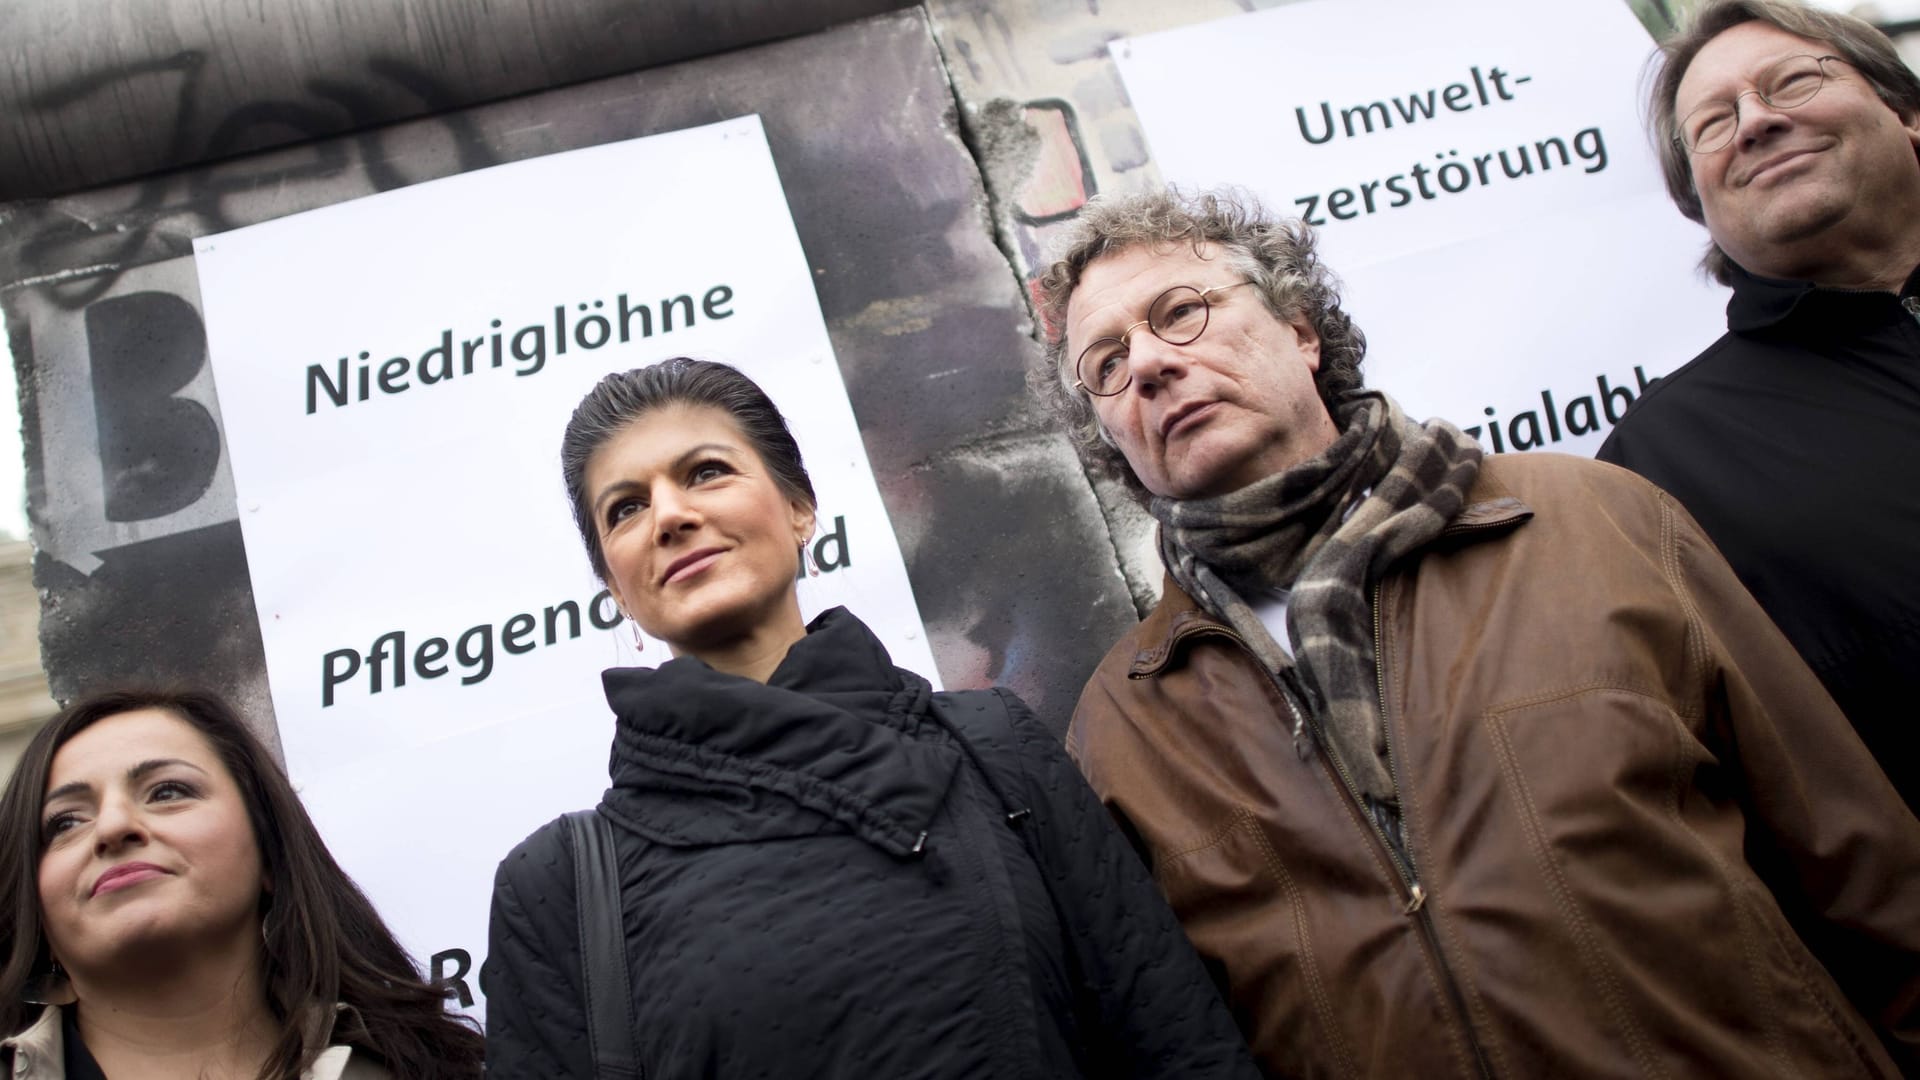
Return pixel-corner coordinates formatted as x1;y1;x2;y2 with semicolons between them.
194;116;937;1015
1113;0;1731;456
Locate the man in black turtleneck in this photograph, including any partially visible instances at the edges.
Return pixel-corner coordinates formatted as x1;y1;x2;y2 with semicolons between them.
1600;0;1920;810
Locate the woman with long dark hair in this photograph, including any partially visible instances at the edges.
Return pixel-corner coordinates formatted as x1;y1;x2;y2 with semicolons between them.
0;688;484;1079
481;358;1258;1078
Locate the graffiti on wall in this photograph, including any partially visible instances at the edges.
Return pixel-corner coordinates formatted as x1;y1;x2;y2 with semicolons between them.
7;10;1147;732
15;53;499;311
10;50;508;565
7;55;506;710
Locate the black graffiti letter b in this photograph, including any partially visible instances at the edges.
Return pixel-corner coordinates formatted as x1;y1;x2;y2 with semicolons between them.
86;293;220;522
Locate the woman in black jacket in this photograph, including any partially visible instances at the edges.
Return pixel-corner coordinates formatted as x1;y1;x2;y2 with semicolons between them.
481;358;1257;1079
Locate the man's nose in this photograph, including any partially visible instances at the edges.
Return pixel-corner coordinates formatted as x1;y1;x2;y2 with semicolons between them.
1125;329;1189;394
1734;90;1793;148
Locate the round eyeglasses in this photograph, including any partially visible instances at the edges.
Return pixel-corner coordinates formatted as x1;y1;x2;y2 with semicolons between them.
1679;54;1845;154
1074;281;1257;397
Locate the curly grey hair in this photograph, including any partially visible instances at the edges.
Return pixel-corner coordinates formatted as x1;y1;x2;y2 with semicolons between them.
1649;0;1920;285
1031;188;1366;503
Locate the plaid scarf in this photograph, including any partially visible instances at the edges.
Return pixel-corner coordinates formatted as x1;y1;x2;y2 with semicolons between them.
1151;392;1482;802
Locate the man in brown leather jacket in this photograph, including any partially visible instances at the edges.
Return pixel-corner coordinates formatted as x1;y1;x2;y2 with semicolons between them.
1032;187;1920;1078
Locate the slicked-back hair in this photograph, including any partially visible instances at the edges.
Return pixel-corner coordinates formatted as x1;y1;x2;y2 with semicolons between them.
0;688;484;1079
1650;0;1920;284
562;358;817;582
1033;188;1366;504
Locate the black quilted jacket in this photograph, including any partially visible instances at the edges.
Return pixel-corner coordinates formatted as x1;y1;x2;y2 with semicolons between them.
481;607;1257;1079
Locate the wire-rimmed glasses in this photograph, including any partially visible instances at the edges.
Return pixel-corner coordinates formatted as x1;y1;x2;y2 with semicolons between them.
1074;281;1257;397
1679;54;1846;154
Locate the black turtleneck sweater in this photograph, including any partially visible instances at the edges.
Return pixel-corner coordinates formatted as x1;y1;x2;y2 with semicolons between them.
1599;264;1920;811
480;607;1257;1080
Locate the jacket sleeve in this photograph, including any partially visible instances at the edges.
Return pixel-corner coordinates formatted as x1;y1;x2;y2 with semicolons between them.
991;688;1263;1079
1666;492;1920;1070
480;822;596;1078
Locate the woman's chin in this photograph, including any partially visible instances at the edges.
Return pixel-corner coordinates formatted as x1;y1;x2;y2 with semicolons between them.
65;924;190;976
657;602;803;662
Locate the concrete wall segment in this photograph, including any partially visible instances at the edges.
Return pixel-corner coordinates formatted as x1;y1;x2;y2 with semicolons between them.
0;0;919;201
2;0;1699;757
5;8;1135;739
927;0;1260;612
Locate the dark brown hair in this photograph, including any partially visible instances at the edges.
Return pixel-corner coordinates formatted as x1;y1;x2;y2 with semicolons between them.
1649;0;1920;283
0;688;484;1079
561;358;817;581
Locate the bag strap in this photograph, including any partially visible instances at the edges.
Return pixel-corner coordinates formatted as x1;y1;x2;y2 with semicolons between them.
926;690;1073;926
928;691;1098;1037
565;808;643;1079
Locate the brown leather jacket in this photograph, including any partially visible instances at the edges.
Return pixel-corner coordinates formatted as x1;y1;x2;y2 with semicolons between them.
1069;453;1920;1079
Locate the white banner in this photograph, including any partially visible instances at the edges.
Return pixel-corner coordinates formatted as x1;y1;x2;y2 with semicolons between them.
1113;0;1730;456
194;116;937;1015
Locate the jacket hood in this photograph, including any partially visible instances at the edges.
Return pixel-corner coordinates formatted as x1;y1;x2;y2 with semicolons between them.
598;607;961;859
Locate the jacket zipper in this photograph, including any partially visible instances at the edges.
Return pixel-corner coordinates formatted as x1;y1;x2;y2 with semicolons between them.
1438;515;1528;542
1372;582;1495;1080
1150;608;1495;1079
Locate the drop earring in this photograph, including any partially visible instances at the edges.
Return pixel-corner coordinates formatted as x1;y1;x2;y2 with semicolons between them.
802;544;820;578
629;621;645;652
23;956;76;1007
